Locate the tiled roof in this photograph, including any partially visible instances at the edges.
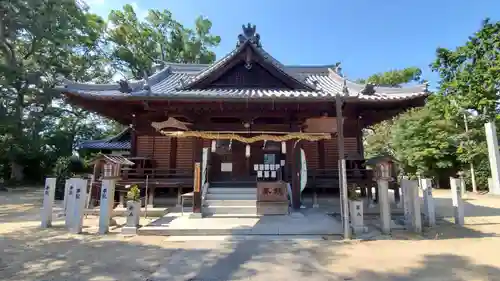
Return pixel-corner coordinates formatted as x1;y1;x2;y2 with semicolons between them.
78;140;130;150
57;25;429;103
62;68;428;102
89;154;135;165
78;128;131;150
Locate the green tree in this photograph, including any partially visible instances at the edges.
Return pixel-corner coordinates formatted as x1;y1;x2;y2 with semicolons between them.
0;0;110;181
107;4;221;79
429;18;500;189
362;67;425;159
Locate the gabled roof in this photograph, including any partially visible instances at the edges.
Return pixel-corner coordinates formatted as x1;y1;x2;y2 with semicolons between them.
57;24;429;103
78;128;131;150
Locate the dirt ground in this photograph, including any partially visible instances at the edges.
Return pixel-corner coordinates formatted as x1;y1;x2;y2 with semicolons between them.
1;188;500;281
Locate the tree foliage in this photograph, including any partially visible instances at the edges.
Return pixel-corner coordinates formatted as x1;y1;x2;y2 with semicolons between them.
356;67;423;86
107;4;220;78
0;1;220;183
364;19;500;189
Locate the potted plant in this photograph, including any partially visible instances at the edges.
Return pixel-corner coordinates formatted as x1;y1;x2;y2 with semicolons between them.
126;185;141;227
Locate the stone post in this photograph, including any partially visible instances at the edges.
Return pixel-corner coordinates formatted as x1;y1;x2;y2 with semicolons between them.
99;177;116;234
119;192;125;207
377;178;391;234
402;179;422;233
410;180;422;233
485;122;500;195
122;200;140;235
450;177;465;225
401;179;413;229
349;199;364;234
147;187;155;208
63;179;71;216
488;178;495;194
65;178;77;229
420;178;436;227
70;178;88;234
41;177;57;228
457;171;466;197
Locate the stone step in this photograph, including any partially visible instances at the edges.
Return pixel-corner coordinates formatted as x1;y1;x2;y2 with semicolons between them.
203;205;257;215
204;199;257;207
210;181;256;188
206;193;257;200
208;187;257;194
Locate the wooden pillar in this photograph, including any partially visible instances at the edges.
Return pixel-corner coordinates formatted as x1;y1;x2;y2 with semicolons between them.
169;138;177;173
356;115;364;158
130;115;138;157
291;141;302;210
192;137;203;214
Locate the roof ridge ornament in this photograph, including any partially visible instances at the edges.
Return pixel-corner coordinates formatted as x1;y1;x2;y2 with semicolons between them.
334;62;343;77
237;23;261;48
118;80;132;93
342;79;349;95
142;70;151;94
361;83;376;95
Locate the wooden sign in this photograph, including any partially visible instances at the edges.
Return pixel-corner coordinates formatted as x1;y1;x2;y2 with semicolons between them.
193;162;201;192
303;117;339;133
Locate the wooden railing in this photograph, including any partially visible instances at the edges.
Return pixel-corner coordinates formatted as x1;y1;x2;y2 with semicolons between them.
120;168;193;180
283;167;375;189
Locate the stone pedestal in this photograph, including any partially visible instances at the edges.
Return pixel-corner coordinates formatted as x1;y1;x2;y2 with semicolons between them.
312;192;319;208
122;200;140;235
70;178;88;234
99;178;116;234
65;178;77;229
485;122;500;195
377;179;391;234
41;177;57;228
420;178;436;227
450;177;465;225
349;199;365;234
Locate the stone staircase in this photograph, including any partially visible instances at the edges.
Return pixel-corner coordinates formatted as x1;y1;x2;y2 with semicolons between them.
203;181;258;217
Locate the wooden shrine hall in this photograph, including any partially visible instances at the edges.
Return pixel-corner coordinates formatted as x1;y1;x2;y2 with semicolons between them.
58;23;429;211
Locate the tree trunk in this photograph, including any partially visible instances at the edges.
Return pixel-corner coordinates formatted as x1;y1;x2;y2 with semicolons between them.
10;162;24;181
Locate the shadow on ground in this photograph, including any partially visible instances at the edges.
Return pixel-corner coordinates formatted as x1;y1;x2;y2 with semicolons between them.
1;224;500;280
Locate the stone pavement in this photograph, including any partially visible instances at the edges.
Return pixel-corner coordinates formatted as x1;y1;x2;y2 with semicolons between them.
139;209;344;236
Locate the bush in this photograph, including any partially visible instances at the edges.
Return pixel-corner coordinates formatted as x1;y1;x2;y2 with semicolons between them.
126;185;141;202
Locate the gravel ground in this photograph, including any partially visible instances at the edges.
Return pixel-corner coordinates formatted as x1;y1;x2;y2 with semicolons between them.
1;188;499;281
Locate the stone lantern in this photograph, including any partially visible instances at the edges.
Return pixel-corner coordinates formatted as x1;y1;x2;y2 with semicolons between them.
368;156;396;182
366;155;397;234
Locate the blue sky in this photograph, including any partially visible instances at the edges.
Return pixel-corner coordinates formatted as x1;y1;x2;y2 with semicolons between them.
87;0;500;88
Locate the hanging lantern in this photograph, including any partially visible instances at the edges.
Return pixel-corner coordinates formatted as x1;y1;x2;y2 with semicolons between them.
281;141;287;154
211;140;216;152
245;144;251;158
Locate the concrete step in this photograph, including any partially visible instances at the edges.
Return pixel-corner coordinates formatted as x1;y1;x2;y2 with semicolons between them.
203;205;257;215
206;193;257;200
204;199;256;207
208;187;257;194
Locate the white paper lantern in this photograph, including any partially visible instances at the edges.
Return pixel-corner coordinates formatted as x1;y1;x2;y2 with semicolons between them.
245;144;251;158
281;141;287;154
